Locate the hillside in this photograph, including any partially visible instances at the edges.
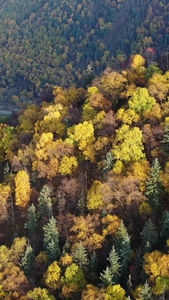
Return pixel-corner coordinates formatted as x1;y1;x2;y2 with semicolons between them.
0;0;169;103
0;55;169;299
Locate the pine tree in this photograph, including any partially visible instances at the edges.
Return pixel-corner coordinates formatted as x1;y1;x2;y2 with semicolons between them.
102;151;114;173
73;242;89;272
43;217;60;264
146;158;163;211
108;245;121;283
139;281;152;300
115;221;132;281
141;219;158;252
100;266;114;287
89;251;99;280
25;204;38;238
161;124;169;158
38;185;53;219
160;210;169;242
21;245;35;277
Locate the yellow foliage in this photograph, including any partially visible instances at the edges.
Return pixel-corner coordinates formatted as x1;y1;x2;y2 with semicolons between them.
106;284;126;299
116;108;140;125
144;251;167;280
112;160;124;174
128;160;150;190
15;170;31;208
60;254;73;267
45;261;62;290
143;103;163;121
0;184;11;223
102;214;121;237
82;103;97;122
87;181;104;210
112;125;145;163
131;54;145;70
59;156;78;176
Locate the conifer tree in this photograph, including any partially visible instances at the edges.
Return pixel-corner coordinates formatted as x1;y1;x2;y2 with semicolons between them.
115;221;132;281
89;251;99;280
139;281;152;300
43;217;60;264
21;245;35;277
25;204;38;238
72;242;89;272
37;185;53;219
146;158;163;211
160;210;169;242
100;266;114;287
108;245;121;283
102;151;114;173
141;219;158;252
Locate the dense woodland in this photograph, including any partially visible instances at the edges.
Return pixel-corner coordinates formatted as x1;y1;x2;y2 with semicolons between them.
0;0;169;103
1;54;169;299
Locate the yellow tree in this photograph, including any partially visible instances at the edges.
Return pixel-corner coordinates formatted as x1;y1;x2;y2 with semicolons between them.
15;170;31;208
129;87;156;115
112;125;145;163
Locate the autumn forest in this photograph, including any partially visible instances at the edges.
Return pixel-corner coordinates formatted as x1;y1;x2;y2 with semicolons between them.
0;0;169;299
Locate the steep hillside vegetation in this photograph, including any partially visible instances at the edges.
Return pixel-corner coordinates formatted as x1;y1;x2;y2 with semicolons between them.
1;55;169;299
0;0;169;103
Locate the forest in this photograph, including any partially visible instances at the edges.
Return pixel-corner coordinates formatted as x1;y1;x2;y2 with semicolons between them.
0;54;169;299
0;0;169;104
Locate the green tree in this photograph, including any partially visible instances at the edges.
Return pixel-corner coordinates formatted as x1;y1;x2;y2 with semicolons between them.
115;221;132;281
146;158;164;211
138;281;152;300
43;217;60;264
21;245;35;277
160;210;169;242
72;242;89;272
141;219;158;252
25;204;38;238
38;185;53;219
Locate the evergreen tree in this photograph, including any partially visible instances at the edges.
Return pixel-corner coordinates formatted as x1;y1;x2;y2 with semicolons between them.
146;158;163;211
72;242;89;272
108;245;121;283
115;221;132;281
100;266;114;287
25;204;38;238
102;151;114;173
141;219;158;252
43;217;60;264
160;210;169;242
38;185;53;219
161;124;169;158
139;281;152;300
89;251;99;280
83;64;94;88
21;245;35;277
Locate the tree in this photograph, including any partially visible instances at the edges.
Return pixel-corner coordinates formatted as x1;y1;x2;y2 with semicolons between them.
61;263;87;298
115;221;132;281
21;245;35;277
43;217;60;264
21;287;56;300
25;204;38;238
160;210;169;242
59;156;78;176
100;266;114;287
145;158;164;211
45;261;62;290
141;219;158;252
129;87;156;115
138;281;152;300
38;185;53;219
72;242;89;272
15;170;31;208
112;125;145;163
